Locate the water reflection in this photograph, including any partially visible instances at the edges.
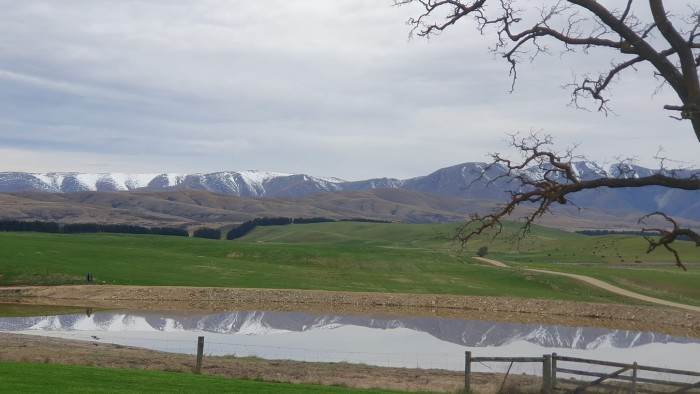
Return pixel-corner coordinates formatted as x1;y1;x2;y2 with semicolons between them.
1;309;698;371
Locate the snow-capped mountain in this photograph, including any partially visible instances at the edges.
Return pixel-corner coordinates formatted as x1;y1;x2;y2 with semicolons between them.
0;161;697;221
0;162;529;199
2;161;695;198
0;170;344;198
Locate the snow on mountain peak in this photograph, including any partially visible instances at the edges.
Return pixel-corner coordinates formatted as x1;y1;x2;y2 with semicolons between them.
164;173;187;187
104;173;163;190
239;170;290;188
6;169;350;196
30;172;165;192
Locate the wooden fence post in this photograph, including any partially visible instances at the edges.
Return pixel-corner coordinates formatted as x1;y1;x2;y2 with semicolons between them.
464;351;471;393
631;361;638;394
551;352;558;390
195;336;204;374
543;354;552;394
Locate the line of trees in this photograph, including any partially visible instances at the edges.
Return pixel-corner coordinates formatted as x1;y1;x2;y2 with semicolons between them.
226;217;335;240
0;220;188;237
0;220;60;233
192;227;221;240
0;217;391;240
576;230;659;237
576;229;692;242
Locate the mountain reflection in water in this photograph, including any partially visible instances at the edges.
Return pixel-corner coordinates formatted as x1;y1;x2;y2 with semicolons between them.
1;309;698;371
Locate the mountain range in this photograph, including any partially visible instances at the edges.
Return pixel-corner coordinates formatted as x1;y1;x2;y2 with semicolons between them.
0;162;697;229
0;163;503;198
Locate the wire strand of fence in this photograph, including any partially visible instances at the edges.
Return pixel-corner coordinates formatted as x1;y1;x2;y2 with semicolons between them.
57;333;466;371
205;340;465;370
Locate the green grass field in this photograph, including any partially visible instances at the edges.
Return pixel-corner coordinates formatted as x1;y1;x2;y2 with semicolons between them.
0;221;698;305
0;303;88;317
0;362;410;394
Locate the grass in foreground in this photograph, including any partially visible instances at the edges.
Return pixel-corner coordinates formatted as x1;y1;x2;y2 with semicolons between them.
0;361;410;393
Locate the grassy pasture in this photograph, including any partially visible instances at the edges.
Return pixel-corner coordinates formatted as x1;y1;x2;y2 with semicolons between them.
475;229;700;306
0;362;407;394
0;221;698;305
494;233;700;265
245;221;700;306
0;303;88;317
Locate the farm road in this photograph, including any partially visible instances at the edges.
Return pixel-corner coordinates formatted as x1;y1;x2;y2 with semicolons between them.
473;257;700;313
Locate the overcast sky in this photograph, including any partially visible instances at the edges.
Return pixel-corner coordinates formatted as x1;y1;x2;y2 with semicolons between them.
0;1;698;181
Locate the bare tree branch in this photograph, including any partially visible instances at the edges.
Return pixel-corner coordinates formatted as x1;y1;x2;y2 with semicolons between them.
394;0;700;141
639;212;700;271
455;133;699;266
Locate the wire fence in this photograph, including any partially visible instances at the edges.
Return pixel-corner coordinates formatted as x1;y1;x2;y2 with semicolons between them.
64;333;467;371
205;340;465;370
17;332;700;392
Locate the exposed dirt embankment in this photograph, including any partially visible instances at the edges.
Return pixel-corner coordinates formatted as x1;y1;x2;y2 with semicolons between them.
2;285;700;337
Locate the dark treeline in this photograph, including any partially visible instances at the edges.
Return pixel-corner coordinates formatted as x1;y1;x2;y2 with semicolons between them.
1;217;391;240
226;217;329;240
339;218;391;223
0;220;60;233
193;227;221;240
295;217;336;224
0;220;188;237
577;229;693;242
63;223;150;234
150;227;190;237
576;230;660;236
226;217;386;240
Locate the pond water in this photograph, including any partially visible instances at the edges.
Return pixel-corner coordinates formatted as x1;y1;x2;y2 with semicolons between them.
1;308;699;373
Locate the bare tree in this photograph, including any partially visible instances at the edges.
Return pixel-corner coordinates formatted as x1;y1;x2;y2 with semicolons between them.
395;0;700;140
394;0;700;265
459;132;699;269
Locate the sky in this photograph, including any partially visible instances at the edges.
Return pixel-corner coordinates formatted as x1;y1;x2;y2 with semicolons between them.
0;1;698;181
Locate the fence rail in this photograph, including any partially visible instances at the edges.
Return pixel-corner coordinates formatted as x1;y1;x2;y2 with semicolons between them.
465;351;700;393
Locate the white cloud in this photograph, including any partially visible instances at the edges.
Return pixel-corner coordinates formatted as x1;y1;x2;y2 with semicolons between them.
0;0;697;181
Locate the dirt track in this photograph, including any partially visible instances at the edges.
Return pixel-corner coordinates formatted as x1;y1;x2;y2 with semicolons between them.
473;257;700;313
526;269;700;313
